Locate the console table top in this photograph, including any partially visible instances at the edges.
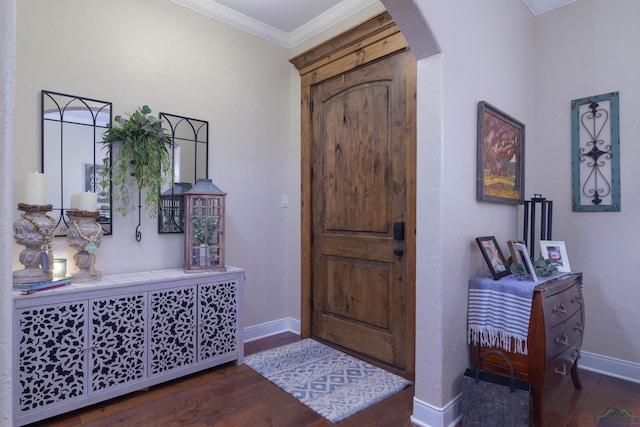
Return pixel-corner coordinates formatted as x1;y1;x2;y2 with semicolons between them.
13;266;244;299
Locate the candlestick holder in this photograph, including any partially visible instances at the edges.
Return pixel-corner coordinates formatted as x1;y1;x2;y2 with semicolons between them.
13;203;56;284
67;210;103;283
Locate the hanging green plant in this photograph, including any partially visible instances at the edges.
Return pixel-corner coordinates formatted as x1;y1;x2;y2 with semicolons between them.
102;105;172;217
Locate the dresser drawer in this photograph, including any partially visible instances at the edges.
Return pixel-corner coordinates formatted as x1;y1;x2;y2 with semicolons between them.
546;344;581;387
547;310;583;359
541;278;583;327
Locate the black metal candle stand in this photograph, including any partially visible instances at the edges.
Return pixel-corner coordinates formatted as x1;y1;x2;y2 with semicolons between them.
523;194;553;258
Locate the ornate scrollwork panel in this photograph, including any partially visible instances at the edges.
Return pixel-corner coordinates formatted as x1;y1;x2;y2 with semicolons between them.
90;293;146;393
198;281;238;361
571;92;620;212
149;286;196;375
18;302;87;411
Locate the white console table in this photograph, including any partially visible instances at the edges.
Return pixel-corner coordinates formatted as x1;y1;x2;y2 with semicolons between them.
13;267;244;426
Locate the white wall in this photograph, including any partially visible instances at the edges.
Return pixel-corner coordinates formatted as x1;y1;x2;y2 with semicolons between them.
531;0;640;364
0;1;16;424
14;0;298;329
394;0;535;407
398;0;640;420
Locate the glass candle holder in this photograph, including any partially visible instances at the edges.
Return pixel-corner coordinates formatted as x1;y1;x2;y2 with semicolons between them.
53;258;67;279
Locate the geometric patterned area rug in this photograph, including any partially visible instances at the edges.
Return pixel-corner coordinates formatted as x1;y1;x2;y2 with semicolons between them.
244;339;411;423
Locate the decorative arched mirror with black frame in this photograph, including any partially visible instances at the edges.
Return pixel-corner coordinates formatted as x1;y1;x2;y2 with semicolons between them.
42;90;113;236
158;113;209;233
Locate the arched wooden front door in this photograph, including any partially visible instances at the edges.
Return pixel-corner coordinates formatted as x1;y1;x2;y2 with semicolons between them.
291;12;416;378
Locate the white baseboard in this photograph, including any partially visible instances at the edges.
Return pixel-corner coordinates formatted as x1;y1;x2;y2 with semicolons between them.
243;317;300;343
410;395;461;427
579;351;640;384
243;320;640;425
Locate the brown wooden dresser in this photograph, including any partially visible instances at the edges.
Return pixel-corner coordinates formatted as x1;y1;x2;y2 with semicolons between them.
470;273;584;426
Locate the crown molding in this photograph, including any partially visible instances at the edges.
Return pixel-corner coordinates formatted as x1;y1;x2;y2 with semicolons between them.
521;0;576;15
170;0;290;47
172;0;575;48
288;0;379;48
171;0;378;49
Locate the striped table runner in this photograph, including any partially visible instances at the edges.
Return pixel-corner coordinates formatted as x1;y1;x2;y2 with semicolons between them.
467;273;568;355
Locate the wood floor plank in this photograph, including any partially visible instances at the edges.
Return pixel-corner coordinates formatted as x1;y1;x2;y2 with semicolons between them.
25;332;640;427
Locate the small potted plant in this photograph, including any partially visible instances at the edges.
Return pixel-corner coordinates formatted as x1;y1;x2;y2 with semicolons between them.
510;257;558;279
192;217;219;266
102;105;172;217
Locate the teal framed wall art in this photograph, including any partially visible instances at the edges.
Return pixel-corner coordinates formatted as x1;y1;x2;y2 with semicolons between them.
571;92;620;212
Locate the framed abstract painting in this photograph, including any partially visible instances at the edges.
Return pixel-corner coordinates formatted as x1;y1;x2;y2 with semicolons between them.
477;101;525;205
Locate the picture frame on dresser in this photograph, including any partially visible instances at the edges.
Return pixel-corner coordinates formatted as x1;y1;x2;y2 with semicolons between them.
540;240;571;273
514;242;538;281
475;236;510;280
506;239;525;266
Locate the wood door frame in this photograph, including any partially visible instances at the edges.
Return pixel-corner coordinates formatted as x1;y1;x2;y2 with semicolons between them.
290;12;416;378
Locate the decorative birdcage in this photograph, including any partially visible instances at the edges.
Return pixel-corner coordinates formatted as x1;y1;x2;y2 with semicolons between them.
184;179;226;272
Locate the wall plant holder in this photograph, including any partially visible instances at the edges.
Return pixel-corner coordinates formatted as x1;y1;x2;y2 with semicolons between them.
571;92;620;212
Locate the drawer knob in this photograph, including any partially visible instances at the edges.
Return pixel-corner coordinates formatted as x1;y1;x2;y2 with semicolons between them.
555;334;568;346
553;304;567;314
554;363;567;376
573;322;583;333
571;295;582;305
572;348;582;359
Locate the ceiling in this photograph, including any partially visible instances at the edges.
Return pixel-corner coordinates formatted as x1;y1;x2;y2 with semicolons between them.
171;0;577;48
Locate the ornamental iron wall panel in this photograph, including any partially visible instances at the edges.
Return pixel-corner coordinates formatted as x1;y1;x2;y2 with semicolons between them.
571;92;620;212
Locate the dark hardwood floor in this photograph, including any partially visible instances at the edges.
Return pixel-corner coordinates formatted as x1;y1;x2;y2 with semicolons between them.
27;332;640;426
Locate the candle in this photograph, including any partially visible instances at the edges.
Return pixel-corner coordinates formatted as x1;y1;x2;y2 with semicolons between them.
77;192;97;211
70;194;80;209
23;172;46;205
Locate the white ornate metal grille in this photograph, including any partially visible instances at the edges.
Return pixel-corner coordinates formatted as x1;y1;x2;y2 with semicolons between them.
17;302;87;411
198;281;238;361
149;286;196;374
90;293;146;393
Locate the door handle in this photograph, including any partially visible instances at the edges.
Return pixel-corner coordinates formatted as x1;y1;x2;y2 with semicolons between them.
393;247;404;256
393;222;405;241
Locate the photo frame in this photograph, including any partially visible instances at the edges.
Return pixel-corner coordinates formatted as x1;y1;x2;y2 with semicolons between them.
540;240;571;273
507;239;525;266
514;242;537;281
477;101;525;205
475;236;510;280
